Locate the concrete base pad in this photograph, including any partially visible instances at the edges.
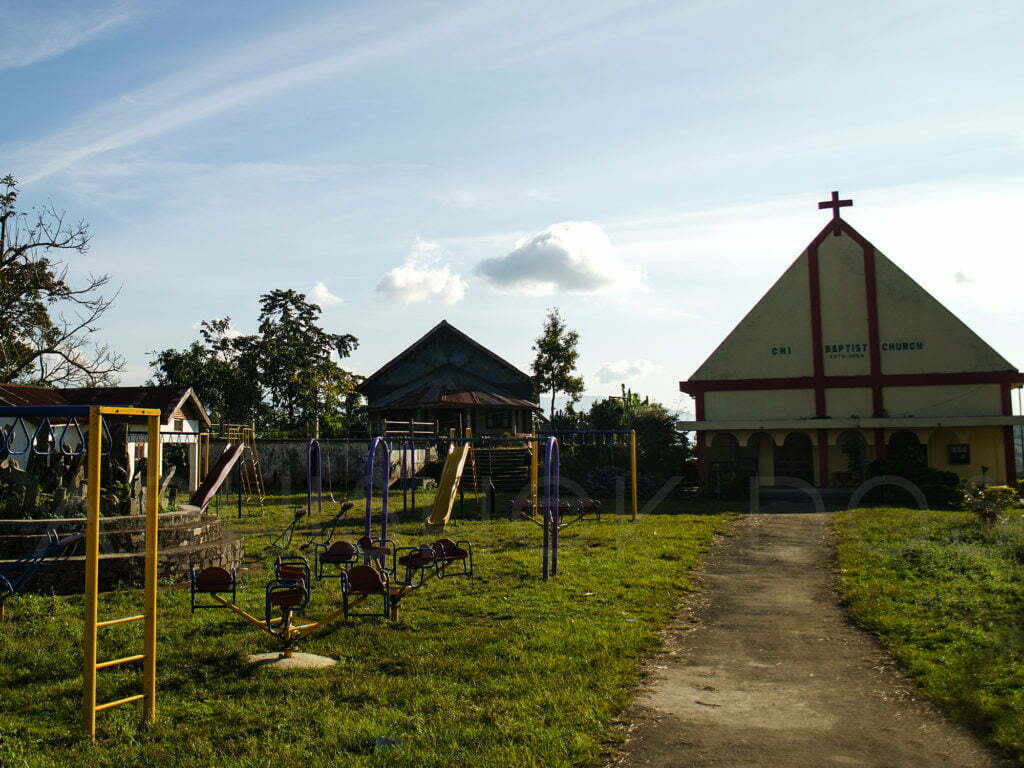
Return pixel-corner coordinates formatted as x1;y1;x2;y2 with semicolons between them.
246;651;337;669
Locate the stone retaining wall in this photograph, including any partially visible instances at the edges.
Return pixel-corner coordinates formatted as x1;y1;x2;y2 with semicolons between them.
0;505;244;592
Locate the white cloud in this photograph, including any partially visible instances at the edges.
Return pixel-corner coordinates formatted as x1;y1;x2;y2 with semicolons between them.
0;1;140;70
310;281;342;306
376;240;467;305
594;359;662;383
954;270;974;285
475;221;645;296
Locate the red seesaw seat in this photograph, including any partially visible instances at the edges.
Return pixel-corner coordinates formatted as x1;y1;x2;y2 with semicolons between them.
431;538;473;579
190;566;237;611
342;565;391;619
315;540;358;581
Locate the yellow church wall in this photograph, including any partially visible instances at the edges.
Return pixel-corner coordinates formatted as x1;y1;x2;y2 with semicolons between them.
826;388;873;418
883;384;1002;418
705;389;814;420
691;255;814;380
818;234;871;377
874;254;1013;375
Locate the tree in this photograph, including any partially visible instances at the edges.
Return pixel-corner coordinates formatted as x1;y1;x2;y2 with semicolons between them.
0;175;123;385
253;289;359;433
150;291;360;435
531;307;584;419
149;318;263;425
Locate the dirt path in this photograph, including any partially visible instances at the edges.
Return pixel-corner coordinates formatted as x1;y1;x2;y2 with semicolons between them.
617;513;1006;768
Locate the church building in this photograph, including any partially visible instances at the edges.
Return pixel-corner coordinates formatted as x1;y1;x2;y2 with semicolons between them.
678;192;1024;489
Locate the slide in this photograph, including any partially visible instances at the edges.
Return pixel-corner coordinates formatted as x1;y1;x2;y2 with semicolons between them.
426;443;471;528
190;443;245;511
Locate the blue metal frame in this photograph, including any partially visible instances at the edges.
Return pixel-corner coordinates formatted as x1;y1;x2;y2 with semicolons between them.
0;530;83;603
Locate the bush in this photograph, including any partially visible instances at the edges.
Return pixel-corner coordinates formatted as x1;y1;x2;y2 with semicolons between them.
962;484;1019;525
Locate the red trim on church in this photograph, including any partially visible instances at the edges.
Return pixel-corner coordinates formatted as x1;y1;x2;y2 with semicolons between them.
680;370;1024;394
1001;383;1018;487
682;214;1024;489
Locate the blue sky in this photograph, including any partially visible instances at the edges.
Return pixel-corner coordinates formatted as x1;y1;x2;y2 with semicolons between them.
3;0;1023;416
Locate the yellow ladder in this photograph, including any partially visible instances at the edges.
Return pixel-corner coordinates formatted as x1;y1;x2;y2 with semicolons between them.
83;407;162;740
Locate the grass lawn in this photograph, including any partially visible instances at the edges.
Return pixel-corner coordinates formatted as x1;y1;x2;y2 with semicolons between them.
0;491;736;768
834;508;1024;760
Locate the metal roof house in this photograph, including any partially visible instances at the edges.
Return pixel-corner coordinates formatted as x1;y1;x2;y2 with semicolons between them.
358;320;541;435
0;385;211;491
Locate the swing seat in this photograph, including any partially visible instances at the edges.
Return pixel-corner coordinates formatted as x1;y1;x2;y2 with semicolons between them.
509;496;532;520
431;538;473;579
315;540;358;581
394;545;435;586
190;566;237;612
342;565;391;619
578;498;601;520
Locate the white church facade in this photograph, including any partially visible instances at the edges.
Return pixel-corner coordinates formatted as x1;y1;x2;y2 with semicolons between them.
679;193;1024;490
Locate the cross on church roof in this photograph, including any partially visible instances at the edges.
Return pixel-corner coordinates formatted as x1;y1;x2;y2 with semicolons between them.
818;190;852;236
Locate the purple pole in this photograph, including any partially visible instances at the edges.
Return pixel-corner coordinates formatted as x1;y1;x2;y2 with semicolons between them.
306;439;322;519
364;437;391;564
545;437;560;578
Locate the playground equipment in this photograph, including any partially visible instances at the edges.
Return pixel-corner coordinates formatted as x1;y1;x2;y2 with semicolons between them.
0;529;84;620
221;424;266;513
189;435;475;658
427;428;473;528
537;429;639;521
1;404;163;740
189;442;245;511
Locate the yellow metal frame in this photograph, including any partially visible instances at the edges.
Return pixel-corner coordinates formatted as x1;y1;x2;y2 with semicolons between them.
83;406;161;740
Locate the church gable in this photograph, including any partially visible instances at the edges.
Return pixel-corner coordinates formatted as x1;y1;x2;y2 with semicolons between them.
872;252;1012;375
691;253;814;381
690;223;1014;383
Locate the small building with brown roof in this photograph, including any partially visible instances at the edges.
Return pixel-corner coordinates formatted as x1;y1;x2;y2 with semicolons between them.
0;384;210;491
358;320;540;435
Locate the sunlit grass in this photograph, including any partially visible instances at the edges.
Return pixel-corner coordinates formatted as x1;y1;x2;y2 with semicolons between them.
0;492;735;768
834;508;1024;760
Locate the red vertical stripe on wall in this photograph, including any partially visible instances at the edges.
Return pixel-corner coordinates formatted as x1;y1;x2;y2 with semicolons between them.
817;428;830;488
807;244;826;417
874;428;887;463
862;241;884;416
1001;384;1017;486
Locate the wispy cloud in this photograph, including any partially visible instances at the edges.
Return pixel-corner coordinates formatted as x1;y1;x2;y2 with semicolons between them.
310;281;343;306
3;4;481;183
594;358;662;383
0;1;140;70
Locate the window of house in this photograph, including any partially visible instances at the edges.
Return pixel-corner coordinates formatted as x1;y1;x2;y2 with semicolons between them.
173;418;184;432
948;443;971;465
485;410;513;429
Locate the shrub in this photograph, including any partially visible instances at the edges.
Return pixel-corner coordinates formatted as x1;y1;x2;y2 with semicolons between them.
962;484;1019;525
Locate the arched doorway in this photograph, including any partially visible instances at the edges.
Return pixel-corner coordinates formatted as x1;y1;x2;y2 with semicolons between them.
776;432;814;484
888;430;927;470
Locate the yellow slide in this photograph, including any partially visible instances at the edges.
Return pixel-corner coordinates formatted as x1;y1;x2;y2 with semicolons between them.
427;442;471;527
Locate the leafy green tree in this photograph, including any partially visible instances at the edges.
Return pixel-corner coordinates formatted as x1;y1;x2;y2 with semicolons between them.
531;307;584;419
149;318;263;425
150;291;360;435
253;289;359;433
0;175;123;385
